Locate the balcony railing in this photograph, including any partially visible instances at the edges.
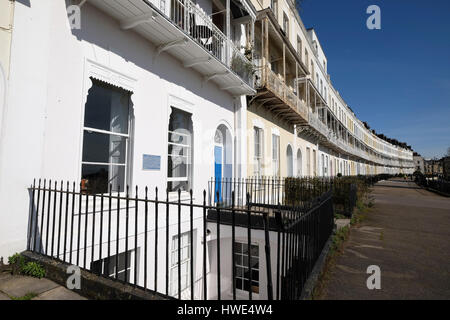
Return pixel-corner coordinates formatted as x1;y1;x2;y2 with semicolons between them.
150;0;254;88
308;112;329;138
253;66;410;167
255;65;309;121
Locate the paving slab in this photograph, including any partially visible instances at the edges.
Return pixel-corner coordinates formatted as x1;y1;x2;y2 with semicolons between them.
0;292;11;300
0;276;59;298
0;273;12;281
319;179;450;300
33;286;87;300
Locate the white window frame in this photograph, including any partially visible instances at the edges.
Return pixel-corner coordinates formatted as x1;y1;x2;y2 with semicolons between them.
321;154;325;176
254;127;264;177
234;241;259;296
271;0;278;19
167;107;193;194
80;59;136;194
170;232;192;298
283;12;289;37
313;149;317;176
272;134;280;177
297;36;302;56
306;147;311;176
91;249;135;282
81;80;132;194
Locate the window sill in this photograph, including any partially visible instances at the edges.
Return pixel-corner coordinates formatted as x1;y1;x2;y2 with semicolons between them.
168;191;193;202
235;289;260;300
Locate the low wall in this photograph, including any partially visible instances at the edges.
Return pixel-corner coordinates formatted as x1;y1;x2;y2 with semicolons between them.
21;251;171;300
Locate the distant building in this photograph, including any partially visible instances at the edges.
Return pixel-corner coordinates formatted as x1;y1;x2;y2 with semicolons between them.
443;157;450;180
424;159;443;175
413;154;424;173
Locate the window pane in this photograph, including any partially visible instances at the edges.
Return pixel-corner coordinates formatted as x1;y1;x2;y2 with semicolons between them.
252;269;259;281
84;79;130;134
251;282;259;294
90;260;102;275
169;131;190;146
168;180;189;192
168;155;187;178
243;255;248;267
83;131;127;164
235;277;243;290
241;243;249;254
235;254;243;266
168;144;188;157
243;279;250;291
82;164;125;193
251;245;258;257
169;108;191;132
168;108;192;192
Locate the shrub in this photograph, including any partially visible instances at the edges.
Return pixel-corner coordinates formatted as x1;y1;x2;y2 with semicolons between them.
8;253;25;267
21;262;46;279
285;177;331;206
8;253;26;275
7;253;46;279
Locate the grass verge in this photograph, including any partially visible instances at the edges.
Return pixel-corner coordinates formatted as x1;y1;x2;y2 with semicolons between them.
311;195;372;299
9;292;38;300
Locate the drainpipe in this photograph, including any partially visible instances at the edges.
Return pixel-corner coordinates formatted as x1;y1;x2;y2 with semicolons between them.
294;124;297;175
226;0;230;65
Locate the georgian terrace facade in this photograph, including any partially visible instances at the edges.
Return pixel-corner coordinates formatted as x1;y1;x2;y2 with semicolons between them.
0;0;257;264
245;0;414;178
0;0;412;301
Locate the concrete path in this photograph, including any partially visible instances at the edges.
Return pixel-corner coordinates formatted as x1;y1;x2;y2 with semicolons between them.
319;178;450;300
0;272;86;300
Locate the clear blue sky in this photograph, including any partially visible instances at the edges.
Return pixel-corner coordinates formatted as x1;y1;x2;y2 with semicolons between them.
299;0;450;159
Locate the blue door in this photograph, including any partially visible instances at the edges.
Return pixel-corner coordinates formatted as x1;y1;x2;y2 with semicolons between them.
214;146;223;203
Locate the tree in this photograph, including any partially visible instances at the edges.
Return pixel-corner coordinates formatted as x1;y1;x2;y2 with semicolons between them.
446;147;450;157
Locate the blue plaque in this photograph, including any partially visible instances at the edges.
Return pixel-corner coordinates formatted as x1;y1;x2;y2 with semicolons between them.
143;154;161;171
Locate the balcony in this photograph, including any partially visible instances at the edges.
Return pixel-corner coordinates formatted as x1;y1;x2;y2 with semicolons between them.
252;65;309;124
90;0;256;95
308;112;329;139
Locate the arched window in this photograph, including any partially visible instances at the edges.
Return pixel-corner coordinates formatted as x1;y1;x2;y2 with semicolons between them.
321;154;325;176
214;124;232;203
82;79;132;194
286;145;293;177
168;107;193;192
297;149;302;176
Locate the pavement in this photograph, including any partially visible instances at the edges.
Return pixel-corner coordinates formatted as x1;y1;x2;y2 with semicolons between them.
0;272;86;300
319;178;450;300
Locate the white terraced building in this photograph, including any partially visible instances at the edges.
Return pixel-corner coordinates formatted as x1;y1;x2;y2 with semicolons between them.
0;0;255;269
245;0;414;179
0;0;413;300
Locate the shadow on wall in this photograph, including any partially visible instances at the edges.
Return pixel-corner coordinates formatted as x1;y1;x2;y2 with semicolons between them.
17;0;31;7
68;2;236;112
27;185;44;254
0;63;5;114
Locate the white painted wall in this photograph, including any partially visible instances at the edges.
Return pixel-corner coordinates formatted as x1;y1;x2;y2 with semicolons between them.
0;1;246;260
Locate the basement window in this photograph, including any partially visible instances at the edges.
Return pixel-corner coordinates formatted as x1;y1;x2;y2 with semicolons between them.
90;250;134;282
234;242;259;294
170;232;192;298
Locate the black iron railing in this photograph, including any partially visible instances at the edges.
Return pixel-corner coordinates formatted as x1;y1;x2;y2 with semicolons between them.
279;190;334;299
415;175;450;195
27;178;334;300
208;176;333;209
